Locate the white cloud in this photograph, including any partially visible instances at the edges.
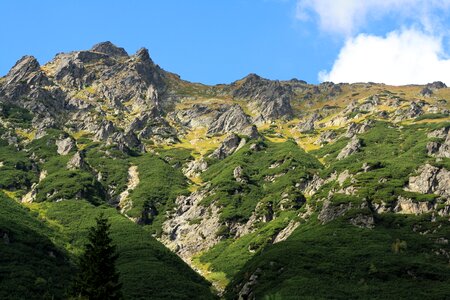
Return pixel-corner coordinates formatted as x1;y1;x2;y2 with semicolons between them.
296;0;450;35
319;28;450;85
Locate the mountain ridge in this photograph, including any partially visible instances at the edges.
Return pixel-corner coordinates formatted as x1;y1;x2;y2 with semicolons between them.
1;41;450;299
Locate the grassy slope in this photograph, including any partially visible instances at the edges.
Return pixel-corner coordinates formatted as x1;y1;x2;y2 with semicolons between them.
221;120;450;298
30;200;215;299
225;215;450;299
192;140;322;286
0;193;73;299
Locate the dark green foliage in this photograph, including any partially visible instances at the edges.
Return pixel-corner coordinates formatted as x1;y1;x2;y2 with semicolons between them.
415;113;449;121
157;147;194;168
225;216;450;299
199;211;298;280
41;200;216;299
0;193;73;299
311;121;433;204
84;143;130;200
201;140;321;222
73;213;122;300
28;133;106;205
128;154;189;234
0;103;33;127
36;169;105;204
0;143;36;189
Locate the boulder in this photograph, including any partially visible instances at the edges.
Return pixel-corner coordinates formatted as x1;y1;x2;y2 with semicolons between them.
407;164;450;197
91;41;128;58
209;133;242;159
55;137;75;155
337;136;362;160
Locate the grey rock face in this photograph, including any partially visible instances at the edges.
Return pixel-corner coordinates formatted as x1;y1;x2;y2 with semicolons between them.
240;125;260;139
4;56;41;84
237;268;261;300
209;133;242;159
67;151;86;170
345;120;373;138
233;165;246;183
207;104;251;135
318;199;353;224
350;214;375;229
55;137;75;155
394;101;424;121
232;74;293;120
160;190;222;260
297;113;322;133
420;87;433;97
314;130;337;145
427;126;450;158
427;81;447;90
170;104;217;128
407;164;450;198
183;158;208;178
91;41;128;58
337;136;362;160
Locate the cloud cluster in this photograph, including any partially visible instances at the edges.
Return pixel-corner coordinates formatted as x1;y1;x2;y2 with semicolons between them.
319;29;450;85
296;0;450;35
297;0;450;85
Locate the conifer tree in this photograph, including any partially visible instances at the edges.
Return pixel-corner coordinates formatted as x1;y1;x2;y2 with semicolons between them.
73;213;122;299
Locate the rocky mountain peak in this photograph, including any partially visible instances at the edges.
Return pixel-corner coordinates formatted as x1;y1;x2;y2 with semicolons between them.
91;41;128;58
135;47;153;63
5;55;41;83
232;74;294;120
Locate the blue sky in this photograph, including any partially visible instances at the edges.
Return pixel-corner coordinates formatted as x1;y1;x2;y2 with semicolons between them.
2;1;450;85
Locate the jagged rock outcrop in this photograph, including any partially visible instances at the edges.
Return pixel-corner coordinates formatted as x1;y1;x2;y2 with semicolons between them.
183;158;208;178
160;190;222;260
297;113;322;133
420;87;433;97
394;101;424;121
314;130;337;145
233;165;246;183
91;41;129;58
406;164;450;198
232;74;293;120
170;104;217;128
66;151;86;170
318;199;353;224
237;268;261;300
55;137;75;155
337;136;362;160
273;220;300;243
209;133;244;159
349;214;375;229
207;104;252;135
345;120;373;138
373;196;450;216
427;126;450;158
0;55;65;128
426;81;447;90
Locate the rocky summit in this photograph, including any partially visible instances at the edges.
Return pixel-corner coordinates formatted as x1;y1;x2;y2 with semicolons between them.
0;42;450;299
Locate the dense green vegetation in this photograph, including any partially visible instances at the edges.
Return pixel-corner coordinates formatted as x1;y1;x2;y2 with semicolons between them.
0;191;215;299
225;215;450;299
128;154;189;234
73;213;122;299
311;121;438;204
37;200;215;299
0;193;73;299
0;103;33;128
201;140;321;223
0;143;35;190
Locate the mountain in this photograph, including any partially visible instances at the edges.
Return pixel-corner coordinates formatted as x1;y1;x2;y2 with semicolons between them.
0;42;449;299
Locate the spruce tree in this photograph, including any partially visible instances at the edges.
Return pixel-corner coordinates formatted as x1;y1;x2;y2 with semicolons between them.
73;213;122;299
